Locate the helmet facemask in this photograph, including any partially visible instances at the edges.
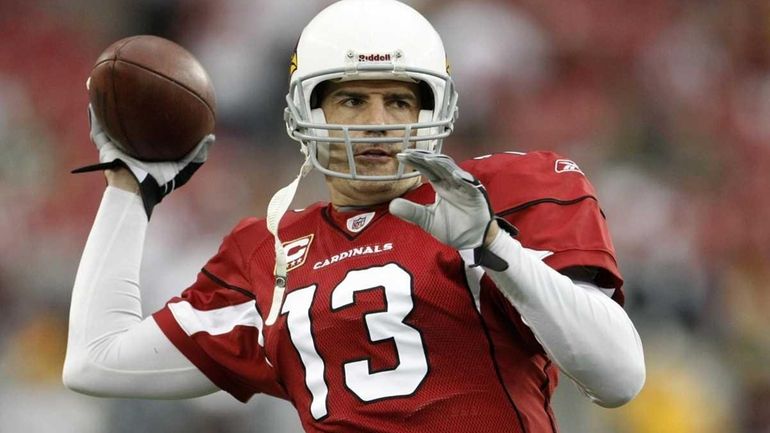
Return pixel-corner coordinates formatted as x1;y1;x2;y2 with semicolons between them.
285;63;458;181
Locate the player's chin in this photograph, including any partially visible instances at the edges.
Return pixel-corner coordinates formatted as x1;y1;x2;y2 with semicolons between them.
353;156;400;176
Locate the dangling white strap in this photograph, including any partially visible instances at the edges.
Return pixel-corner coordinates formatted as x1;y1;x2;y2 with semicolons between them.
264;156;313;325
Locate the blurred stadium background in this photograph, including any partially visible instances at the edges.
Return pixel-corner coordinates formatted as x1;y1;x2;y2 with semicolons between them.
1;0;769;432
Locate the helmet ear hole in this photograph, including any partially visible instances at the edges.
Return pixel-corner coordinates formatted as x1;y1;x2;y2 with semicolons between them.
310;82;328;109
418;81;434;110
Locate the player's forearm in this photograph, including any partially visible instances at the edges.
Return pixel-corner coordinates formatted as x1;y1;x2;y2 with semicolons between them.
483;231;645;408
63;187;216;398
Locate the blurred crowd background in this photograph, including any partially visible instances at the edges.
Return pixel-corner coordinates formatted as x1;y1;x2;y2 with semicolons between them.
1;0;769;432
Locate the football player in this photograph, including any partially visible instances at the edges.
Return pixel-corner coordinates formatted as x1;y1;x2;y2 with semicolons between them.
64;1;645;432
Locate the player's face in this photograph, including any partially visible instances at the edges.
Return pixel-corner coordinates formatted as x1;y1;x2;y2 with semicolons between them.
320;80;422;206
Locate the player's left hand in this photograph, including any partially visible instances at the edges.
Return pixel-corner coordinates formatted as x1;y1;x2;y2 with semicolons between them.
390;149;497;250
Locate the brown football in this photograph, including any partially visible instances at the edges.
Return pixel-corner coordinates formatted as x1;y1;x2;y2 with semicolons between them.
88;35;216;161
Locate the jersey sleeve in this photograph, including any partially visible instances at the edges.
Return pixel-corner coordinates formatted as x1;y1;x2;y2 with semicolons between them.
463;151;624;304
152;220;286;402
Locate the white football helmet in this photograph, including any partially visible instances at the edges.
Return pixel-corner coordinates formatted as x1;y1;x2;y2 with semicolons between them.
284;0;458;181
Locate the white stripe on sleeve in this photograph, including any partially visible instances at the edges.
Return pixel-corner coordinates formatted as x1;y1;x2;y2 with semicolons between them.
168;300;265;346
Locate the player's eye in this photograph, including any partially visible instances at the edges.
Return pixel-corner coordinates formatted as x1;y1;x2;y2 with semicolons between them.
385;99;411;111
341;97;365;108
394;99;412;109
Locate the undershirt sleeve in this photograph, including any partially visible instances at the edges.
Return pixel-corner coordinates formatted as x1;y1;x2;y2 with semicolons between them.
63;187;219;399
482;230;645;408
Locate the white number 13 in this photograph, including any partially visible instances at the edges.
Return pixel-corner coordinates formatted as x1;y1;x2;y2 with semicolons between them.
281;263;428;419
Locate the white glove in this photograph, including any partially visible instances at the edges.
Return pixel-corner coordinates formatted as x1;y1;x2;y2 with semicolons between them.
389;149;496;250
390;150;514;270
73;105;214;218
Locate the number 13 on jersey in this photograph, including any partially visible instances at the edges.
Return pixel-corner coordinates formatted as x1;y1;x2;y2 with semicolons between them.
281;263;429;419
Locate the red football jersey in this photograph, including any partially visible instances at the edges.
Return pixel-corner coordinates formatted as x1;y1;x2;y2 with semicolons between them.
153;151;623;433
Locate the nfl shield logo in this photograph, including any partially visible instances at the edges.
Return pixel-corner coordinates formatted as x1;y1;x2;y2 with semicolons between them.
347;212;376;233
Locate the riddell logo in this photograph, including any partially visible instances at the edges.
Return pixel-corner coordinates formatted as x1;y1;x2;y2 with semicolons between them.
358;53;392;62
555;159;584;175
282;234;314;272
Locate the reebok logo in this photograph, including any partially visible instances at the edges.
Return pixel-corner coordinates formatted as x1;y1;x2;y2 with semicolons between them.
555;159;583;175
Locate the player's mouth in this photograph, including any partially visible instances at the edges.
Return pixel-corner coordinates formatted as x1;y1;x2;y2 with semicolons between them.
354;147;397;163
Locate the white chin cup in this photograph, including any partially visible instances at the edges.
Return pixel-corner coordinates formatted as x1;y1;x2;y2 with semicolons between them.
416;109;436;151
310;108;329;167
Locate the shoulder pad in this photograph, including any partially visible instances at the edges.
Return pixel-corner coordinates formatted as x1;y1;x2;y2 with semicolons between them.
459;151;597;213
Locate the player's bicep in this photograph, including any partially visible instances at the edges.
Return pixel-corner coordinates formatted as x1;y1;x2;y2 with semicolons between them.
63;315;218;399
502;197;624;302
152;236;286;402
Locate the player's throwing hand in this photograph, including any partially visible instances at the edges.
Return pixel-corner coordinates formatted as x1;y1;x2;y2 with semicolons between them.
73;105;214;218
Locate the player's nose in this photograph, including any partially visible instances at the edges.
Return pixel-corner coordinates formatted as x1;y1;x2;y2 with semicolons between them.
361;101;388;135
